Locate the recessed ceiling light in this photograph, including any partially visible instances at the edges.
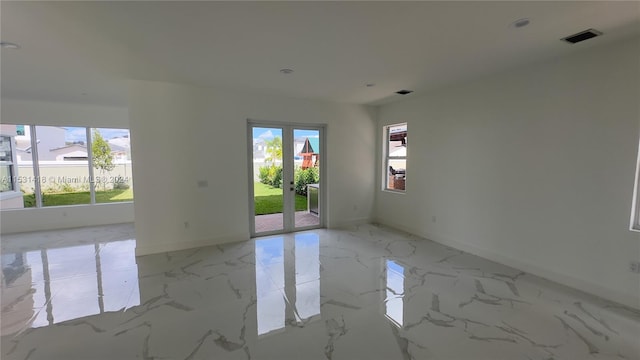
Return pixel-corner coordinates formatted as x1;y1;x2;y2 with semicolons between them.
279;68;294;74
0;41;21;49
510;18;531;29
366;83;375;87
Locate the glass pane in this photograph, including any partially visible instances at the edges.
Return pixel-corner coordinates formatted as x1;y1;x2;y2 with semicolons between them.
0;165;12;192
293;129;320;228
36;126;91;206
15;125;36;208
253;127;283;233
0;136;13;193
0;124;35;210
387;124;407;155
387;159;406;190
0;135;12;162
91;128;134;203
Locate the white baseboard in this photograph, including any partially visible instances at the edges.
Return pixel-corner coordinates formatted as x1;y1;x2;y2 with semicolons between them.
329;216;371;229
135;234;247;257
374;219;639;311
135;216;371;257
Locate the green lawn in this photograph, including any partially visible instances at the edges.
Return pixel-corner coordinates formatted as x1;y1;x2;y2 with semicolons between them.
23;188;134;207
254;182;307;215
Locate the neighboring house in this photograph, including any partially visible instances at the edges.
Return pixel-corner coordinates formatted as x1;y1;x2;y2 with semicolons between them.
15;126;66;161
253;139;267;160
14;127;130;162
49;145;88;161
107;136;131;160
0;124;24;209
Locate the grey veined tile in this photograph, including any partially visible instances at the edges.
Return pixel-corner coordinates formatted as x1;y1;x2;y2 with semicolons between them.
1;224;639;360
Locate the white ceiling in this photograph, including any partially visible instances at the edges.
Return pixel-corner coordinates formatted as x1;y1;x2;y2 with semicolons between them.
1;1;639;107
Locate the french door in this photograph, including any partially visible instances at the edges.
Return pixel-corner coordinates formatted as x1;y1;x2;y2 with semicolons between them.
248;121;324;237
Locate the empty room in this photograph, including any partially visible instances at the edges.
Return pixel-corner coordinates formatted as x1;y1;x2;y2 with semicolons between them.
1;1;639;359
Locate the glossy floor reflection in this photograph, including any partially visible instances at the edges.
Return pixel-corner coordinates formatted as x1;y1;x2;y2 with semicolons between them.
2;224;639;360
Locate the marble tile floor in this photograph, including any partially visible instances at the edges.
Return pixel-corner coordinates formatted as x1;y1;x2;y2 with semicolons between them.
1;223;639;360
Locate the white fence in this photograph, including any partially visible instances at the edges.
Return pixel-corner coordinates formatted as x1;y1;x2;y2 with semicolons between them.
16;161;133;193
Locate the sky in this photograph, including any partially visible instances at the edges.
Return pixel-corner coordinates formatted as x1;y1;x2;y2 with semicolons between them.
65;127;129;142
252;127;319;140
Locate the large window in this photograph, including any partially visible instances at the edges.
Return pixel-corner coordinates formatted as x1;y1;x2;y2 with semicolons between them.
0;125;133;210
384;123;407;192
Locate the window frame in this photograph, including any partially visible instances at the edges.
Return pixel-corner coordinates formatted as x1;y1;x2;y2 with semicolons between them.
383;123;407;193
631;140;640;232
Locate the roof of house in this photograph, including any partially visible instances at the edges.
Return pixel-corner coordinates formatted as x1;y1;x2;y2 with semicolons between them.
50;144;86;152
300;138;320;155
50;143;127;153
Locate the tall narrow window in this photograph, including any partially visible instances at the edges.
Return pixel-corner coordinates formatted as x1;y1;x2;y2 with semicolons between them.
384;123;407;192
0;126;27;210
35;126;91;206
0;136;16;193
14;125;37;208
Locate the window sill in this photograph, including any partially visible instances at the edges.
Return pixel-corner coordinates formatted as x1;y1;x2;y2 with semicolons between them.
382;189;406;194
1;201;134;211
0;191;23;201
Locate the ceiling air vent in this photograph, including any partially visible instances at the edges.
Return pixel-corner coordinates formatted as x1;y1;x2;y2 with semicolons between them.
396;90;413;95
562;29;603;44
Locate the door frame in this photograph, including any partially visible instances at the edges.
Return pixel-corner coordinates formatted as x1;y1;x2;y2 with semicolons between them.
247;119;326;237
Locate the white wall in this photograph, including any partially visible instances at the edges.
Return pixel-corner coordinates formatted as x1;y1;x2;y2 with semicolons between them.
376;37;640;309
1;99;129;128
129;81;376;256
0;99;134;233
0;204;134;234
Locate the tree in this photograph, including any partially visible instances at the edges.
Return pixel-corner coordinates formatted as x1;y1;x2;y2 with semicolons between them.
92;129;115;191
265;136;282;164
